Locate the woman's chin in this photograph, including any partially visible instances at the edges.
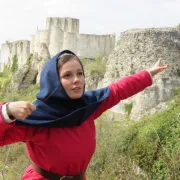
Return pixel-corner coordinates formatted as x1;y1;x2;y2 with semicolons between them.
69;92;83;99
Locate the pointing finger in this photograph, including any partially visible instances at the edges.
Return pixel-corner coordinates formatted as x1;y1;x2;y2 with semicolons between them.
157;58;162;65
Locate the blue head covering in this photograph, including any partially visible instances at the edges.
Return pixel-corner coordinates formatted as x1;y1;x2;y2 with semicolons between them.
16;50;110;127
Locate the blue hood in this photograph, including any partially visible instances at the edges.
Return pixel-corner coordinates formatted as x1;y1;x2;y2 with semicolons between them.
16;50;110;127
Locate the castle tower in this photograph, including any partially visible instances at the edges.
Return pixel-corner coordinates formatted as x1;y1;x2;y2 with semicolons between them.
46;17;79;33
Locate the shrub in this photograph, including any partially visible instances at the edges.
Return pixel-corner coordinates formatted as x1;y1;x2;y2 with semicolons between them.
116;93;180;179
124;102;133;115
11;55;18;73
26;54;33;65
85;57;106;76
0;65;12;92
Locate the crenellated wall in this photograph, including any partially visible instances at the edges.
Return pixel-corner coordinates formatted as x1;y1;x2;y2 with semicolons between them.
46;17;79;33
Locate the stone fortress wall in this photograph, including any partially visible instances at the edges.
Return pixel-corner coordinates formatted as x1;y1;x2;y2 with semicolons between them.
0;17;116;72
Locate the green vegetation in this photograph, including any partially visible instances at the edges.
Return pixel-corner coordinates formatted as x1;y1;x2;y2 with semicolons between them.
0;65;12;93
177;69;180;77
116;94;180;179
0;83;39;103
11;55;18;73
26;53;33;65
124;102;133;115
81;55;107;77
0;54;19;93
0;143;31;180
87;91;180;179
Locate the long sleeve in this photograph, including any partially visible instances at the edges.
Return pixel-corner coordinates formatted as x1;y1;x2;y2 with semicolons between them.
93;70;152;119
109;70;152;102
2;103;16;123
0;103;29;146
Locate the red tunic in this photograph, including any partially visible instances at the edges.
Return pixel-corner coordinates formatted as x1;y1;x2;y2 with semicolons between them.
0;71;152;180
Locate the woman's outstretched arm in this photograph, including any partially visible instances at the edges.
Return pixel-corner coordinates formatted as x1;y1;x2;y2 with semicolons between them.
93;58;168;119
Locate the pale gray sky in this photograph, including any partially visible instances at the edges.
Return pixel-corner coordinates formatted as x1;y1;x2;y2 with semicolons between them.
0;0;180;45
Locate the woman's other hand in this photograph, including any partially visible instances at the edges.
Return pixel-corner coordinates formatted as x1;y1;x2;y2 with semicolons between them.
7;101;36;120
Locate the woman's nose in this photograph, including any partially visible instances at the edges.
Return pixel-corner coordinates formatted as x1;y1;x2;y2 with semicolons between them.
73;76;80;84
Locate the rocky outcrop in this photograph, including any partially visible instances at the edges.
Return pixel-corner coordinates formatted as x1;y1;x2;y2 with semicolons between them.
99;28;180;119
85;71;104;90
36;43;51;83
11;43;50;90
11;64;37;91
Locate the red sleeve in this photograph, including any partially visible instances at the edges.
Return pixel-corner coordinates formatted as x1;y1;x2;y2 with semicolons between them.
0;103;29;147
93;70;152;119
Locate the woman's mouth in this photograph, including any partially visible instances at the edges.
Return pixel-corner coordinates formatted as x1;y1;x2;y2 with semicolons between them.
72;87;81;91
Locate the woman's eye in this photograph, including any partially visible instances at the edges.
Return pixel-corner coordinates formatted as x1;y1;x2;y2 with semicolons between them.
77;72;83;76
64;73;71;78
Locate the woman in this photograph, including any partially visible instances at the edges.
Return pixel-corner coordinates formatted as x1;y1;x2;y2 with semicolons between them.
0;50;167;180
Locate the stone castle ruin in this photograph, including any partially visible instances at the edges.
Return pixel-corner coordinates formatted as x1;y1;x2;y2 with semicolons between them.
0;17;116;72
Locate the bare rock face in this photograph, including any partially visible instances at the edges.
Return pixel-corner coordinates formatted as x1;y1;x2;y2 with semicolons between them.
85;72;104;90
36;43;51;83
18;66;38;89
99;28;180;119
11;64;38;90
38;43;51;59
10;43;50;90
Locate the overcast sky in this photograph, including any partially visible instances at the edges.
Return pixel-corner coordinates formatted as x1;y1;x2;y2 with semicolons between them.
0;0;180;45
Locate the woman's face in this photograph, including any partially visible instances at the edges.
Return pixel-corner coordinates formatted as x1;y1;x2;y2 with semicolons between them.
59;59;85;99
